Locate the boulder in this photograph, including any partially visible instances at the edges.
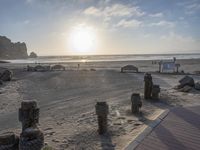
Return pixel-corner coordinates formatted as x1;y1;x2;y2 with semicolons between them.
178;85;192;92
29;52;37;58
0;70;13;81
179;76;194;88
195;82;200;90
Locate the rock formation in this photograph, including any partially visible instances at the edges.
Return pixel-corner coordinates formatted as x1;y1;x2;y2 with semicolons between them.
178;76;195;88
174;76;197;93
29;52;37;58
0;36;28;59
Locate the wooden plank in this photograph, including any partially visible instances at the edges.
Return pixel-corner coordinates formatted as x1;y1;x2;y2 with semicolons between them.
135;106;200;150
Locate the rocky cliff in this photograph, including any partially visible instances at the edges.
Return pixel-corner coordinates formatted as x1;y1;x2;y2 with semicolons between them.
0;36;28;59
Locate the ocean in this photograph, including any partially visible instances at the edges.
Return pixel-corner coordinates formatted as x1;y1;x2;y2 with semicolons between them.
4;53;200;64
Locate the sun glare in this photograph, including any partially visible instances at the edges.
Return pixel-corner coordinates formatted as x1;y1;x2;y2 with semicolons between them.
68;24;97;54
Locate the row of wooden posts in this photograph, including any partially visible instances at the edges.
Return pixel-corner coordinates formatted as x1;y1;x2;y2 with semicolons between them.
0;73;160;150
96;73;160;134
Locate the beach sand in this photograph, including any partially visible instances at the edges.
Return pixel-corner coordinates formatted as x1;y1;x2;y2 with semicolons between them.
0;59;200;149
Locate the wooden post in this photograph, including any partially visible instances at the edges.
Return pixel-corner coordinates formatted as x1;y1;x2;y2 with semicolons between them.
95;102;109;134
144;73;153;99
19;128;44;150
19;100;44;150
131;93;142;114
158;61;162;73
0;132;19;150
19;100;39;131
152;85;160;100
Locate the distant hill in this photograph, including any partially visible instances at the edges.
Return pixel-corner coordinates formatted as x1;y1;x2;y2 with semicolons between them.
0;36;28;59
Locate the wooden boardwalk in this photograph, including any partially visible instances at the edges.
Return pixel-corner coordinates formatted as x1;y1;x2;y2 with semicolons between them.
135;106;200;150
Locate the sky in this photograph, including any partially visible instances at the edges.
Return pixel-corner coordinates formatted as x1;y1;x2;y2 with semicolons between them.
0;0;200;55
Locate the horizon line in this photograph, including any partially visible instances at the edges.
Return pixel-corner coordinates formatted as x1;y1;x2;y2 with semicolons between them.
37;52;200;57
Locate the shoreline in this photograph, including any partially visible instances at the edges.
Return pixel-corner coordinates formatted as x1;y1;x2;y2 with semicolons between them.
1;58;200;74
1;53;200;64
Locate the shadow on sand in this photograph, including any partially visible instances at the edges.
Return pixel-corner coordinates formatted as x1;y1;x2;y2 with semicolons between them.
66;129;115;150
100;132;115;150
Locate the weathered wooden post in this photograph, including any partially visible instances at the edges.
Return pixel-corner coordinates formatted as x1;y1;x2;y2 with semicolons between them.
158;61;162;73
0;132;19;150
19;128;44;150
18;100;44;150
175;64;180;73
95;102;109;135
144;73;153;99
19;100;39;131
131;93;142;114
151;85;160;100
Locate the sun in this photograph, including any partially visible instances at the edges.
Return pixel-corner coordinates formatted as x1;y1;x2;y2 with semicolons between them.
68;24;97;54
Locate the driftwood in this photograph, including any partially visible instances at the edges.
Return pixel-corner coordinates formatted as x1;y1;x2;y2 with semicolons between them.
27;65;50;72
51;64;65;71
121;65;138;73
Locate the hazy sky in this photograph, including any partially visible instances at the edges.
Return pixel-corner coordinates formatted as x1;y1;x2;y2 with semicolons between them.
0;0;200;55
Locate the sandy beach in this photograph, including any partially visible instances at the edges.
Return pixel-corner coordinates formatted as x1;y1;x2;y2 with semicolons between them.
0;59;200;150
